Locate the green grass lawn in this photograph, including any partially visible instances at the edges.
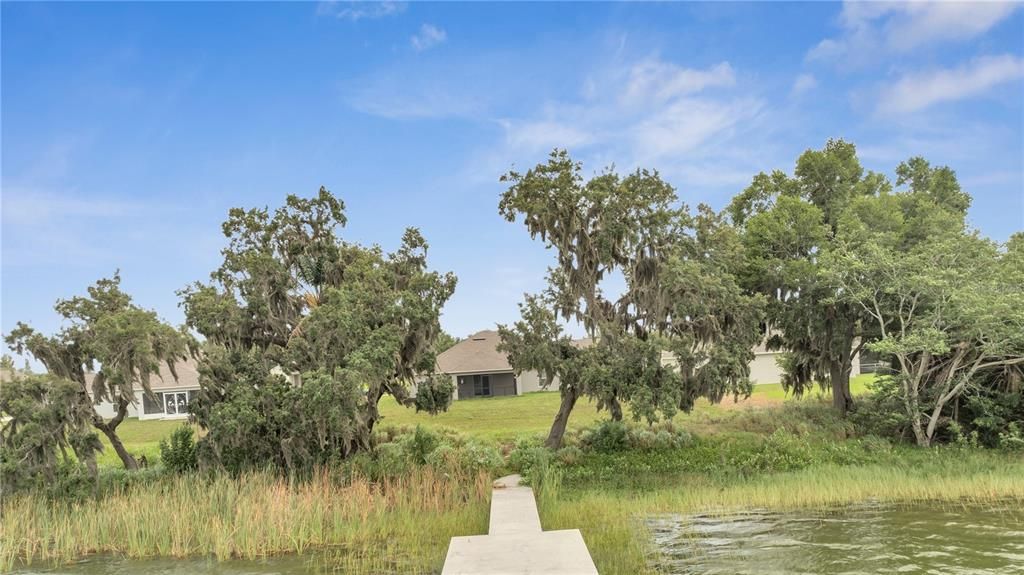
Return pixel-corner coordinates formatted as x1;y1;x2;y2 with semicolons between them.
100;374;879;466
99;374;876;462
377;373;877;441
95;419;199;467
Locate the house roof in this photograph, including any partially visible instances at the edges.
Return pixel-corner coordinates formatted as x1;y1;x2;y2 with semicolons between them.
436;329;593;375
85;359;201;392
436;330;513;374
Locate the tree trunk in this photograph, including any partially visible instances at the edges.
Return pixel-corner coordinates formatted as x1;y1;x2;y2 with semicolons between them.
545;386;579;449
911;418;929;447
94;397;139;470
608;396;623;422
98;424;139;470
830;362;853;415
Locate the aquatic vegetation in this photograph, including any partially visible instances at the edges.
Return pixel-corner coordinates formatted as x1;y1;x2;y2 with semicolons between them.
1;468;491;573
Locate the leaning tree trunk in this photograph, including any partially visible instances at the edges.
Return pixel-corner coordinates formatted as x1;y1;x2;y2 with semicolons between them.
545;385;580;449
94;398;139;470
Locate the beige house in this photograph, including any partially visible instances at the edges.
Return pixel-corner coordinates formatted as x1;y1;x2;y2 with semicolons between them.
435;331;550;399
435;329;856;400
87;360;201;421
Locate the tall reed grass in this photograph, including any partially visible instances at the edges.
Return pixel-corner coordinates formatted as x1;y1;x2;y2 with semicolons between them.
1;468;491;573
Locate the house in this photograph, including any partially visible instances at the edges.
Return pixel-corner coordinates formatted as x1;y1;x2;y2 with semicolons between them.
436;329;863;400
436;330;551;399
86;359;201;421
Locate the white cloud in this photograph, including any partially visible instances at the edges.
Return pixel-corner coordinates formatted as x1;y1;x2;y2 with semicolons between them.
630;97;761;159
411;24;447;52
621;59;735;106
485;57;768;190
497;118;595;152
791;73;817;97
878;54;1024;114
808;1;1020;64
347;52;774;192
2;186;150;226
316;1;406;21
347;73;486;119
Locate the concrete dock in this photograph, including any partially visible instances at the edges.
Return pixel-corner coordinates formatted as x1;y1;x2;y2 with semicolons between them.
441;474;599;575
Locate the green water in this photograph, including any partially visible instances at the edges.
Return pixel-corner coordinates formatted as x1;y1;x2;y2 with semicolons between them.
648;501;1024;574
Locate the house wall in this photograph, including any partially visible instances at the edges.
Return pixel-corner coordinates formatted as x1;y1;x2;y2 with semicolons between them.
455;372;517;399
91;396;138;419
749;352;783;385
92;390;198;421
748;350;861;385
517;370;557;394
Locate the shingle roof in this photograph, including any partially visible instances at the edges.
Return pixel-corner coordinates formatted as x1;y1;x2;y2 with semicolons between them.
436;330;513;374
436;329;594;375
84;359;201;392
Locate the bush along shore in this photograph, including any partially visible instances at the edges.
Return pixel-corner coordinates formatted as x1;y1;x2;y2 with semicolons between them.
4;403;1024;574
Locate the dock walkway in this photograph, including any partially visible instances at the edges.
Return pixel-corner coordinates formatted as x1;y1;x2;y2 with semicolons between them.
441;474;599;574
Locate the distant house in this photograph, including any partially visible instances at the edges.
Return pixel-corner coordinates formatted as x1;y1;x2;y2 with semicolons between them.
435;330;550;399
86;359;201;421
435;329;857;400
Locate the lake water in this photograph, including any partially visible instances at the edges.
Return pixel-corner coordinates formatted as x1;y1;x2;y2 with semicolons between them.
12;501;1024;574
647;501;1024;574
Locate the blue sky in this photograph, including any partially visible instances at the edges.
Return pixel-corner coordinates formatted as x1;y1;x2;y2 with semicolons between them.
3;1;1023;353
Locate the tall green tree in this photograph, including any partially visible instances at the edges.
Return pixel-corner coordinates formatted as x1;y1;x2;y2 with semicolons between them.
728;140;890;413
825;229;1023;446
5;274;191;470
180;188;457;471
821;162;1015;447
498;151;762;448
0;370;101;490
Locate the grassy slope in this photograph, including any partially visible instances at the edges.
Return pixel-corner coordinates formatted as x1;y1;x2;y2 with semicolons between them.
377;374;876;441
100;375;878;465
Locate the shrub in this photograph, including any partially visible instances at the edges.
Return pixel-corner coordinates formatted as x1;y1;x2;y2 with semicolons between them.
555;446;583;466
374;442;413;478
406;425;440;464
998;422;1024;451
507;438;552;482
586;420;629;453
426;441;502;475
159;425;198;474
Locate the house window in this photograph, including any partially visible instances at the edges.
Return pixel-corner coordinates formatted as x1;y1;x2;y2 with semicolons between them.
161;391;191;415
143;392;164;415
474;374;491;397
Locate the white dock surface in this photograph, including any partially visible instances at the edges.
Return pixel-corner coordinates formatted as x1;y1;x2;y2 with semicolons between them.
441;474;599;575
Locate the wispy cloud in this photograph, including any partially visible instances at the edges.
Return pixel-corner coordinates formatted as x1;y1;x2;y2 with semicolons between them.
791;73;817;97
877;54;1024;115
619;60;735;105
411;24;447;52
2;187;145;225
316;1;406;21
492;56;764;186
808;1;1020;65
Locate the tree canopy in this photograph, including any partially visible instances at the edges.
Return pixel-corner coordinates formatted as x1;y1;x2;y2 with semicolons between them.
498;150;763;447
180;187;457;472
5;274;191;470
727;140;893;413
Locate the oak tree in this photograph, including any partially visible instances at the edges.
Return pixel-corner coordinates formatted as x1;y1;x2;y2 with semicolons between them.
498;151;762;448
5;274;191;470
